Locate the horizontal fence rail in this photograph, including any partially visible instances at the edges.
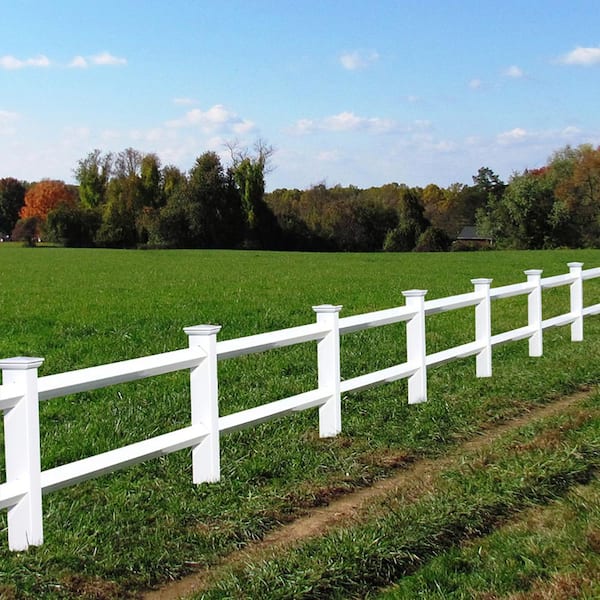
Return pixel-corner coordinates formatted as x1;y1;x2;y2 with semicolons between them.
0;262;599;550
38;347;206;402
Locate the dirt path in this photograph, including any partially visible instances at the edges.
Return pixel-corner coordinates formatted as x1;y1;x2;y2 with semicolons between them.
142;388;595;600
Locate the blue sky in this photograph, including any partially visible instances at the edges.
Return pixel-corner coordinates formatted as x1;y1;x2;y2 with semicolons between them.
1;1;600;191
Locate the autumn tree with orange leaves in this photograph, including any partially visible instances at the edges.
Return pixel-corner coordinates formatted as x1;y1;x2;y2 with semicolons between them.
20;180;77;221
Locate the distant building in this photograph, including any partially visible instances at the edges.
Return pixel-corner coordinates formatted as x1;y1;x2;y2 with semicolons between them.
454;225;494;249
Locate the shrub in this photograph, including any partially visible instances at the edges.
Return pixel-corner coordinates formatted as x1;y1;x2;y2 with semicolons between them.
11;216;40;246
46;204;101;247
414;226;452;252
383;224;416;252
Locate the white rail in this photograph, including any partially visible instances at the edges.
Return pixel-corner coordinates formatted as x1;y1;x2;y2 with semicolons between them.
38;348;205;401
340;362;418;394
489;281;535;299
217;322;329;360
0;261;598;551
42;425;209;494
424;291;482;315
338;305;416;334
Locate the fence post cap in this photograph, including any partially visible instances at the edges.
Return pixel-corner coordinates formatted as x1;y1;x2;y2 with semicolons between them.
0;357;44;370
524;269;543;276
402;289;428;298
567;262;584;268
471;278;493;285
183;325;222;336
312;304;342;313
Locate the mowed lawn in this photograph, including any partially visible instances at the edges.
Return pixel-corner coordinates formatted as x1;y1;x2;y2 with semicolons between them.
0;245;599;598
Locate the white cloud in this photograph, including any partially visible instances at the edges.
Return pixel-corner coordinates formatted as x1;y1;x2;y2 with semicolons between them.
497;127;529;144
290;118;316;134
0;52;127;71
504;65;524;78
339;50;379;70
469;78;482;89
232;120;255;135
69;56;88;68
25;55;51;68
559;46;600;66
290;111;397;134
0;56;22;70
325;112;365;131
68;52;127;69
0;52;126;69
90;51;127;66
0;54;51;70
166;103;255;135
0;109;19;122
496;125;588;147
68;52;126;68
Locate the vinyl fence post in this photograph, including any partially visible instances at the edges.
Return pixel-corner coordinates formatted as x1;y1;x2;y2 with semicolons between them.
313;304;342;437
184;325;222;484
0;357;44;551
403;290;428;404
568;262;584;342
525;269;543;357
472;278;493;377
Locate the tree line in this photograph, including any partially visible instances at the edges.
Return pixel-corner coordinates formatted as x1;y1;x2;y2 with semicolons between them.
2;142;277;249
2;143;600;251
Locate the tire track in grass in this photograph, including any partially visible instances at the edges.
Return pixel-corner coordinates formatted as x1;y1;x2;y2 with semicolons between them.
142;387;597;600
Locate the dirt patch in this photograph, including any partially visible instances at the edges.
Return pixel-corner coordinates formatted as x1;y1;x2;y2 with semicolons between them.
60;574;122;600
142;388;596;600
509;571;594;599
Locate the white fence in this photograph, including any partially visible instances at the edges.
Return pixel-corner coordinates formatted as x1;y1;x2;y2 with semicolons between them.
1;261;600;551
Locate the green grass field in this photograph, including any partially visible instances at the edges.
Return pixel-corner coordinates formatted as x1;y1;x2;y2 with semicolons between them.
0;245;599;598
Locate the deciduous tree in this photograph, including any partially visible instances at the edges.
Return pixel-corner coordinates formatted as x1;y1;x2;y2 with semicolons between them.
0;177;26;234
95;176;141;247
19;180;77;222
552;144;600;246
187;151;244;247
74;149;112;208
476;169;555;249
140;153;163;208
229;139;278;247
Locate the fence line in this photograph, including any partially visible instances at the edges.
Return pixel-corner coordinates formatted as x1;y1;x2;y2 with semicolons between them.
1;261;599;550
